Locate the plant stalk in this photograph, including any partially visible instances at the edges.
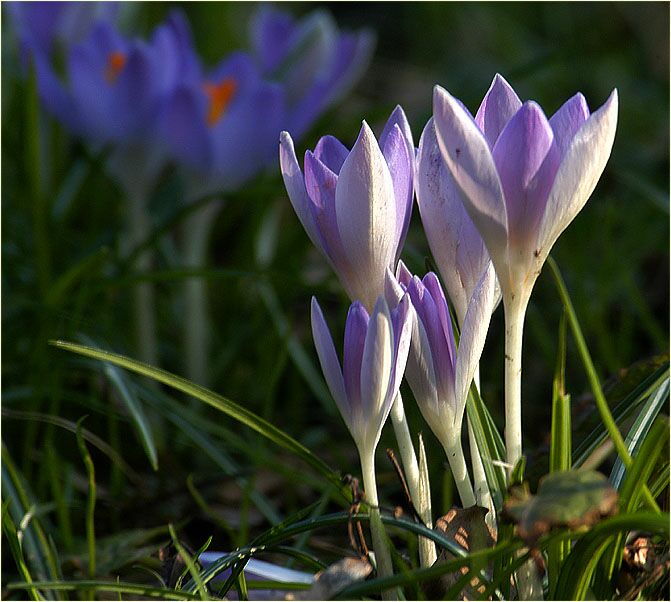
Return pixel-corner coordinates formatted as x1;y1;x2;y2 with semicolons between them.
360;450;397;600
182;201;221;386
390;393;436;566
442;434;476;507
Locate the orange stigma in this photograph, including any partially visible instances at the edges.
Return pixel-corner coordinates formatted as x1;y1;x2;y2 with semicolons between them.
203;78;237;127
105;51;127;84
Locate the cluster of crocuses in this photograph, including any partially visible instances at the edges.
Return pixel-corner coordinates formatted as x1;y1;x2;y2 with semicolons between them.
10;2;373;383
281;75;618;577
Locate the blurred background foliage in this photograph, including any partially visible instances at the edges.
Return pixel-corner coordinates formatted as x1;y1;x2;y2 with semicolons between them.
2;0;669;585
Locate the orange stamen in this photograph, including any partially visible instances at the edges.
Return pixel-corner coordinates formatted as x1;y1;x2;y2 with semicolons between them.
105;51;127;84
203;78;237;127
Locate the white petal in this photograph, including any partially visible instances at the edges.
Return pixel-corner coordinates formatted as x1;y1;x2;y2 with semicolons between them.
536;90;618;263
454;262;496;423
310;297;351;426
335;122;398;310
433;86;510;276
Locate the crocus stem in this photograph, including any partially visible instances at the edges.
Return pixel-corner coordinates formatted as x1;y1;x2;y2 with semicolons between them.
503;294;529;474
182;200;221;386
360;451;396;600
127;194;158;368
443;433;476;507
390;393;436;566
417;433;438;566
470;367;496;528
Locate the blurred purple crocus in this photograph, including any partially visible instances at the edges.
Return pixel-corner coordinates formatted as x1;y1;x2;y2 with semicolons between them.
33;11;198;148
251;5;374;139
432;74;618;305
6;1;119;57
416;117;500;326
311;295;413;459
280;107;415;311
385;261;496;506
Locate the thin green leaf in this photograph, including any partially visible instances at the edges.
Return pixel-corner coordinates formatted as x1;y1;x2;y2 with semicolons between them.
2;501;41;601
75;419;96;583
51;340;340;488
7;580;201;600
168;524;209;601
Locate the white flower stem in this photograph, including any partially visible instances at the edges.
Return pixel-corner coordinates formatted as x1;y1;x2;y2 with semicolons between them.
127;195;158;368
181;201;221;386
417;433;437;566
442;433;476;508
469;367;496;528
503;294;529;474
360;450;396;600
390;393;436;566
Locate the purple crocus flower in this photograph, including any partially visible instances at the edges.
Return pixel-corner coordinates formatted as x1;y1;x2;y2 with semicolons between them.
6;1;119;57
385;262;495;450
416;117;500;326
280;107;415;311
432;74;618;304
251;5;374;139
157;52;285;195
34;11;199;147
310;295;413;458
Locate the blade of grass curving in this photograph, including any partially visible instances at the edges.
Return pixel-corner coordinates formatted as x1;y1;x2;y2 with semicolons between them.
46;248;110;308
168;524;209;601
2;500;41;601
573;362;668;467
602;415;669;585
266;546;327;572
609;377;669;490
75;419;96;593
546;256;658;511
8;580;201;600
552;512;669;600
79;334;158;471
2;444;60;597
51;340;340;488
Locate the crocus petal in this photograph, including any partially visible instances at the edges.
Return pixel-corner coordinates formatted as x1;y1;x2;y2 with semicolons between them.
416;118;491;324
388;294;413;398
433;85;509;273
549;92;590;158
395;259;413;288
474;73;523;148
335;121;398;309
492;101;561;255
250;6;296;74
359;297;393;446
384;267;405;306
380;105;415;167
313;135;349;174
454;262;496;422
537;89;618;264
279;131;324;252
310;297;350;425
381;123;413;258
343;302;369;410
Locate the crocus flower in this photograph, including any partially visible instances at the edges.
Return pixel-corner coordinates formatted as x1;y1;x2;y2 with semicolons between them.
385;261;496;506
416;117;500;326
280;107;415;311
310;295;413;459
157;52;285;196
432;74;618;306
251;5;374;139
7;1;119;57
33;11;198;148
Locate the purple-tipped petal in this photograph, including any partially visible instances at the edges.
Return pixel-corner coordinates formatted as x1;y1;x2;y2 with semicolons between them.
549;92;590;157
380;105;415;166
313;135;349;174
395;259;413;288
475;74;523;148
359;297;394;444
537;90;618;263
279;132;324;252
492;101;561;253
335;121;398;310
311;297;350;424
416;118;491;324
433;85;509;271
454;262;496;421
423;273;456;369
343;302;369;410
388;294;413;399
381;123;413;258
249;6;296;74
384;267;405;306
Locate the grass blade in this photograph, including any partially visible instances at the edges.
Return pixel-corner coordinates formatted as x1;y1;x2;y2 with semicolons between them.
75;419;97;588
7;580;201;600
51;340;340;488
